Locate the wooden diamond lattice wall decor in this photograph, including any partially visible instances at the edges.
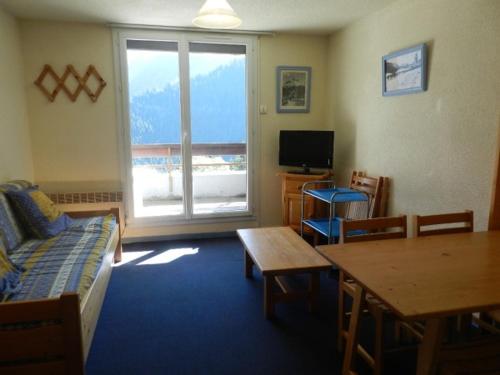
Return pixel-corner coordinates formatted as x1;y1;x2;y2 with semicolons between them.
34;64;107;103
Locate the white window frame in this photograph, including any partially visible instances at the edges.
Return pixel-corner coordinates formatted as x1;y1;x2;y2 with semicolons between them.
112;28;259;227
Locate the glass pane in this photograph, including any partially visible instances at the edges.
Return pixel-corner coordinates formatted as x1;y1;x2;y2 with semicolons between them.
127;41;184;217
189;43;248;215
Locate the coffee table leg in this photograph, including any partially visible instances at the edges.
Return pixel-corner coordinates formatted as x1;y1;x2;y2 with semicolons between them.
264;275;275;319
244;249;254;278
308;272;320;313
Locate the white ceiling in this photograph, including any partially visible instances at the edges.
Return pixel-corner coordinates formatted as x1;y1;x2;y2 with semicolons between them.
0;0;397;34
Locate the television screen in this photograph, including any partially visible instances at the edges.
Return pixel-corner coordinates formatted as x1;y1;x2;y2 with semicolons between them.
279;130;334;170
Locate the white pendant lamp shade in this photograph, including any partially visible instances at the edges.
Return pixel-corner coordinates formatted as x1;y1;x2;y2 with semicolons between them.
192;0;242;29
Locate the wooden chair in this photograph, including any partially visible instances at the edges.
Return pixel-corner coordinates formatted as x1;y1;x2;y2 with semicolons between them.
414;211;476;336
337;215;407;375
345;171;389;220
414;210;474;237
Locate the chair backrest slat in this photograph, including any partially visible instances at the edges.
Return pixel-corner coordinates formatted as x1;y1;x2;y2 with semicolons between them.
353;176;378;188
342;231;405;243
351;184;377;195
346;171;389;220
339;215;407;243
415;210;473;237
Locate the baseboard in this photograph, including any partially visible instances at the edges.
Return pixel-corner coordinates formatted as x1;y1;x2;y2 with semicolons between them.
122;231;238;244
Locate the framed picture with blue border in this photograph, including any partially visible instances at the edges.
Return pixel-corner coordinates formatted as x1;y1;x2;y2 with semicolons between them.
276;66;311;113
382;44;427;96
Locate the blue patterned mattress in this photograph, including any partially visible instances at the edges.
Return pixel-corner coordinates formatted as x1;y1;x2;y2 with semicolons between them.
4;215;116;302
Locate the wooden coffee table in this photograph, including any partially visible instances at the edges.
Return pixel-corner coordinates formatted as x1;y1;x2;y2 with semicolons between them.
237;226;331;318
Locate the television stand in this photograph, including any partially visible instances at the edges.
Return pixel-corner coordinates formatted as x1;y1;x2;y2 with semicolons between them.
288;169;323;175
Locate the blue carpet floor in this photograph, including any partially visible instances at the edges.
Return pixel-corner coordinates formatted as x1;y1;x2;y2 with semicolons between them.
86;236;416;375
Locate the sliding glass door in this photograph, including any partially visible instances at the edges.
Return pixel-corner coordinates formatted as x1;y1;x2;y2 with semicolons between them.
189;42;248;215
126;40;184;218
120;32;254;223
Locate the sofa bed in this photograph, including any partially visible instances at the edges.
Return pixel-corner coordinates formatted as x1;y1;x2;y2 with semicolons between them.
0;180;122;374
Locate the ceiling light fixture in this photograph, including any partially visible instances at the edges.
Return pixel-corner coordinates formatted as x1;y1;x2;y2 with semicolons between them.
192;0;242;29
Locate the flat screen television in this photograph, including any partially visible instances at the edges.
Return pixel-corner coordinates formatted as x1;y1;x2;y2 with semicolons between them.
279;130;334;174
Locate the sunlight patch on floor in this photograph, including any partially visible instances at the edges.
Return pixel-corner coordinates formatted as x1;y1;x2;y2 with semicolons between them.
113;250;154;267
137;247;199;265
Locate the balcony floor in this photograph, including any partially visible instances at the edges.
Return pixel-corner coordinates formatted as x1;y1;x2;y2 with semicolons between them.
135;196;248;217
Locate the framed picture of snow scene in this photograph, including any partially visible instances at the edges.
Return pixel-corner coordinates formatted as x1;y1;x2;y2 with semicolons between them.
382;44;427;96
276;66;311;113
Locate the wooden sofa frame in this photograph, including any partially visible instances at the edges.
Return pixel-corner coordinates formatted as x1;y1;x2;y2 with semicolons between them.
0;208;122;374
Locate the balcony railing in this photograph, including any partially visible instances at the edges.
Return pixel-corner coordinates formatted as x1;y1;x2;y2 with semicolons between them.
131;143;246;171
132;143;246;157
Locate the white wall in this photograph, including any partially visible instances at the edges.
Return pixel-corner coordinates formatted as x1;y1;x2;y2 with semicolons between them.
20;21;120;191
327;0;500;233
0;6;33;182
259;34;330;226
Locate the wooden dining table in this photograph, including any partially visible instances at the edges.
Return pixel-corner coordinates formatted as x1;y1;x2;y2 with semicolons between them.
316;230;500;375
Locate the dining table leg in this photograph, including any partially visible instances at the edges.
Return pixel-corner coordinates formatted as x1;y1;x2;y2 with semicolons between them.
342;283;366;375
416;317;446;375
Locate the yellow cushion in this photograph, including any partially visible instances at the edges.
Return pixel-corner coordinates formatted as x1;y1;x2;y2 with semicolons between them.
29;190;62;222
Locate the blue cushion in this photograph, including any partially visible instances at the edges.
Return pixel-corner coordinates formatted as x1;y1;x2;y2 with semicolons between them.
0;180;35;193
0;180;34;252
0;193;25;251
7;189;72;239
0;244;24;298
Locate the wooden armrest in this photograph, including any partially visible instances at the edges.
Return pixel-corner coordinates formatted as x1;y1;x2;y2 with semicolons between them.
0;292;79;323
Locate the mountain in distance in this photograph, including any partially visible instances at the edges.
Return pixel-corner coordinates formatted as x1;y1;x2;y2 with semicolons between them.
128;56;179;96
130;58;247;145
129;61;179;97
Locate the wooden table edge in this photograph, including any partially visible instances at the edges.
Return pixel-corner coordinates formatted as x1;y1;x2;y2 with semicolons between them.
260;265;332;276
317;247;500;320
244;246;331;276
237;229;332;276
